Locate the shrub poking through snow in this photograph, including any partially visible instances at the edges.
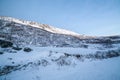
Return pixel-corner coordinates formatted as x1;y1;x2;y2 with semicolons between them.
12;46;22;51
0;51;4;55
23;47;32;52
0;40;13;48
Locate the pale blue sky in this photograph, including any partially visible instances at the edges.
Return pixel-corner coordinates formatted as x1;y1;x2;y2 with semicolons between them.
0;0;120;36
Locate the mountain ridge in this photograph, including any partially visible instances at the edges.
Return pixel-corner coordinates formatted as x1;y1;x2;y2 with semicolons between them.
0;16;120;47
0;16;89;38
1;16;119;38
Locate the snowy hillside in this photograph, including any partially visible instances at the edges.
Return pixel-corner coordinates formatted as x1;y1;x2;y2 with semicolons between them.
0;16;93;47
0;16;120;80
0;16;120;48
0;16;82;37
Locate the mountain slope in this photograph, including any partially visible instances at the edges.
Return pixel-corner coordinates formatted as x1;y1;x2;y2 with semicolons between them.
0;16;120;48
0;16;82;37
0;16;91;47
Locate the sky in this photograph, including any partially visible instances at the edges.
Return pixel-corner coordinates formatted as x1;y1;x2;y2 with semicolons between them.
0;0;120;36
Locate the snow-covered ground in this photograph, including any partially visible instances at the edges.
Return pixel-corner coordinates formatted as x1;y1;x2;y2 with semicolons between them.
1;57;120;80
0;45;118;67
0;46;120;80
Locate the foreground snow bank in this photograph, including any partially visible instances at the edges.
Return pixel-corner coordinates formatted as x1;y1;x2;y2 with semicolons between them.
0;46;120;80
1;57;120;80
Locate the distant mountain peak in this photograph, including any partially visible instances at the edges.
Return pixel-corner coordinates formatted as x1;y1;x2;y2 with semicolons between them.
0;16;84;37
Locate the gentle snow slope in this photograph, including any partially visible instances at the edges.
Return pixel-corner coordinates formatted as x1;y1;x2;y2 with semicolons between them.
0;46;120;80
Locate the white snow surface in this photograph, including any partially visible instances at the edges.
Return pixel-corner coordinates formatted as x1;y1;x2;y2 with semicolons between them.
0;46;120;80
0;47;96;67
1;57;120;80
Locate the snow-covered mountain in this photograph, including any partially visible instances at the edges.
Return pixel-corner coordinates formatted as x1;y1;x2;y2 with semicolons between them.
0;16;120;80
0;16;91;47
0;16;81;36
0;16;120;48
